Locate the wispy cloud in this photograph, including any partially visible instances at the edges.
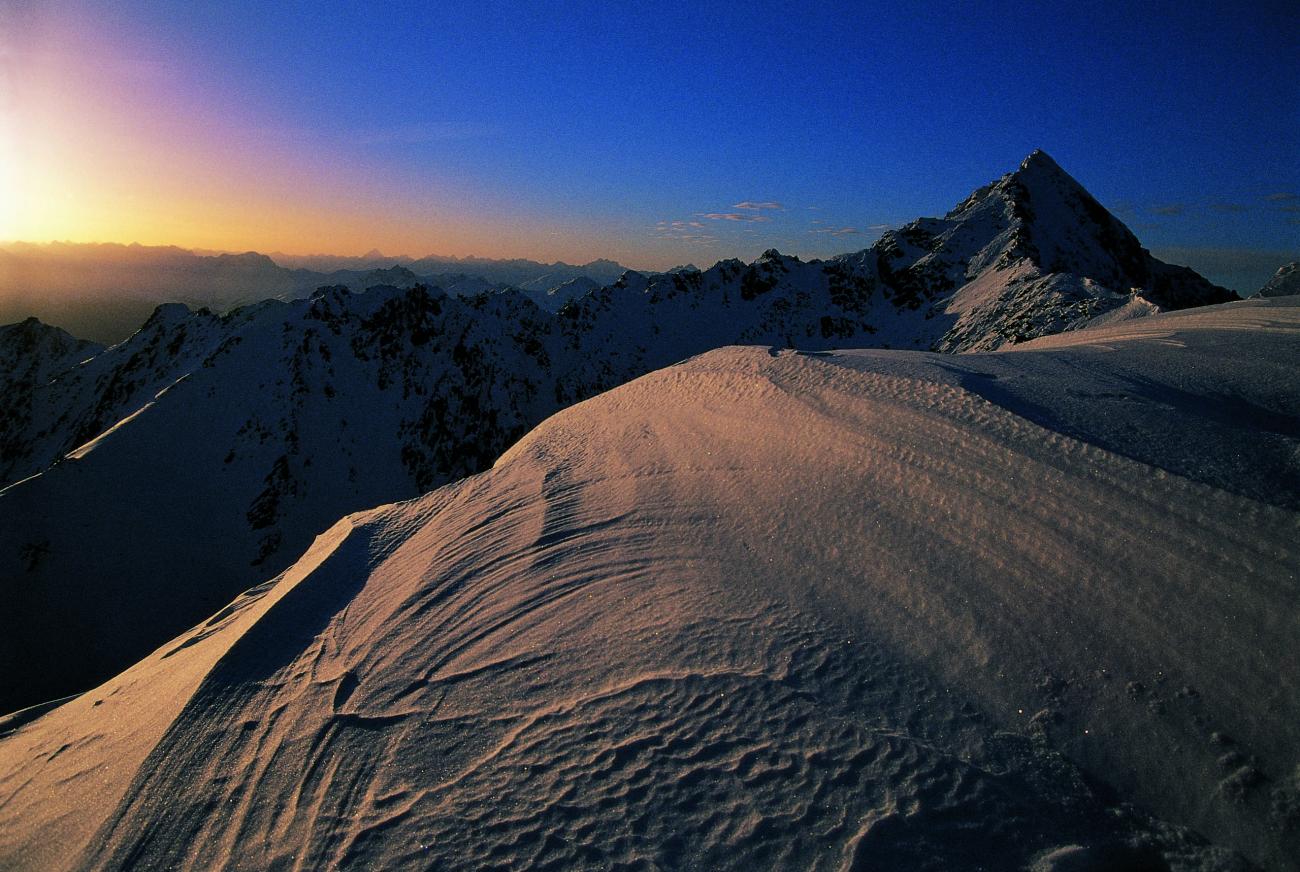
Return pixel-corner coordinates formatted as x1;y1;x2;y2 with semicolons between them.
732;201;783;211
1150;204;1188;216
1211;202;1248;213
809;226;860;237
653;220;717;243
1266;192;1299;202
700;212;771;223
653;231;718;244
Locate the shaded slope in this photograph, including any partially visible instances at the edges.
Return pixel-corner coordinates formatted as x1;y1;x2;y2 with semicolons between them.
0;153;1244;714
1257;261;1300;298
0;319;103;480
0;303;229;487
1;299;1296;870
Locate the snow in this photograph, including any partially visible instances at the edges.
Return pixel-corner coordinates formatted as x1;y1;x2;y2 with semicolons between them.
1256;261;1300;298
1;297;1295;870
0;153;1253;718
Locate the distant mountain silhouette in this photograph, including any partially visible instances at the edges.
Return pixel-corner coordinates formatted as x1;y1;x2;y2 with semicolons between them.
0;152;1238;715
0;243;634;342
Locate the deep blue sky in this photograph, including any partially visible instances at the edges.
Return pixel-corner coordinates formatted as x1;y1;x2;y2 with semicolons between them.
7;0;1298;288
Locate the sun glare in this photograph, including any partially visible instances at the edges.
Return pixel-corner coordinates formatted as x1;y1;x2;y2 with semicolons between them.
0;122;18;241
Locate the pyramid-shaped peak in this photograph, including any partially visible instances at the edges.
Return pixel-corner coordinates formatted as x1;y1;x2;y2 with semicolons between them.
945;150;1083;218
1006;150;1089;194
988;149;1104;216
1018;148;1062;172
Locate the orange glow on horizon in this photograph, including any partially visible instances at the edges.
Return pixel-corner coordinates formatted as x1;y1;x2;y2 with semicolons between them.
1;16;661;268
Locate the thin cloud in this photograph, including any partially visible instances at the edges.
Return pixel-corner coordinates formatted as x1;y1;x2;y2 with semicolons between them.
1265;192;1299;202
654;231;718;244
1211;203;1248;213
1150;204;1188;216
809;227;860;237
732;201;783;211
700;212;771;223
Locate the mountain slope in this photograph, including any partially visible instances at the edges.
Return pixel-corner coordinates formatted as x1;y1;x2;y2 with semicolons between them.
0;319;103;483
851;149;1237;350
0;153;1240;713
0;303;233;487
1257;261;1300;297
517;274;601;311
1;298;1295;871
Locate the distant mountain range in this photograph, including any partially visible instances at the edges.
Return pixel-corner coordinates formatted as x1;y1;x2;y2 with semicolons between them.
0;151;1241;713
0;243;632;343
263;248;627;285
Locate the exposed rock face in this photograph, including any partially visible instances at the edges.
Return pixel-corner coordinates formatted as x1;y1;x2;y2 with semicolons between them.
3;298;1297;871
0;320;103;483
0;153;1238;713
1257;261;1300;297
856;149;1237;350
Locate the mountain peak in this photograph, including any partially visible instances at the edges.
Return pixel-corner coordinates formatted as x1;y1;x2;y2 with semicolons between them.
1257;261;1300;297
1003;149;1090;203
1017;148;1061;173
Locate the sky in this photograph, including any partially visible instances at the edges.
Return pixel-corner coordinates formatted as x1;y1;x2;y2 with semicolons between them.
1;0;1297;284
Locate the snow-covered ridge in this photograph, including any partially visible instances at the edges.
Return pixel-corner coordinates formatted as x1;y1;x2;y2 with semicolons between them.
1;297;1295;871
0;152;1239;713
0;319;104;484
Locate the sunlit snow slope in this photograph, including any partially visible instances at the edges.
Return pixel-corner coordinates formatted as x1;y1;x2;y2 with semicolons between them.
0;298;1296;871
0;151;1239;715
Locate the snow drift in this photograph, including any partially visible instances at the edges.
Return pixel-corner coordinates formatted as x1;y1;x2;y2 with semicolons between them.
0;152;1239;715
1;297;1296;870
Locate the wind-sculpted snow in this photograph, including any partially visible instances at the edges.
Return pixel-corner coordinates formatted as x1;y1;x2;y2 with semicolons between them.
0;153;1246;712
1;298;1296;870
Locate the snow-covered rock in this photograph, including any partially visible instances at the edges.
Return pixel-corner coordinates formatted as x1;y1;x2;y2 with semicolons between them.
516;274;601;312
1;297;1295;871
0;320;103;486
1257;261;1300;297
861;149;1237;350
0;153;1240;713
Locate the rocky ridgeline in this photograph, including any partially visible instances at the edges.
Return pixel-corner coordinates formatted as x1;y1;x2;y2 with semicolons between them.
0;152;1238;712
1257;261;1300;298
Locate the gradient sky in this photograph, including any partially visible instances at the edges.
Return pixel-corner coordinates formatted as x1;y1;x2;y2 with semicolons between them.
2;0;1297;281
